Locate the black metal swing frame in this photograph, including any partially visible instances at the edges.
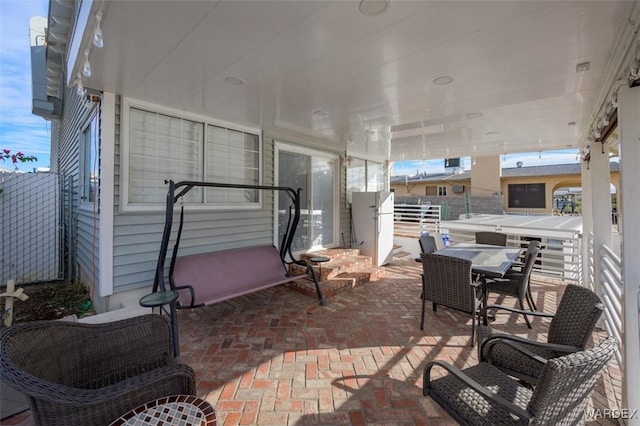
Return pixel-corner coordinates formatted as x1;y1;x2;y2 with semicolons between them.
144;180;325;357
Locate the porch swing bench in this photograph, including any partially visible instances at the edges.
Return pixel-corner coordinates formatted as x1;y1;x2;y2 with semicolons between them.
144;181;324;356
171;244;310;308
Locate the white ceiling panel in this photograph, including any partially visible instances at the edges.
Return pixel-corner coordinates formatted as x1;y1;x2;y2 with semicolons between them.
78;0;638;162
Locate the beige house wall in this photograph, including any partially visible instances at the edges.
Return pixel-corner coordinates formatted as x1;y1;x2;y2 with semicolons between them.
391;166;620;215
390;179;470;198
470;156;501;196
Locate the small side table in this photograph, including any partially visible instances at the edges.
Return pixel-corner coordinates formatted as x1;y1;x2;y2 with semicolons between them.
309;256;330;280
109;394;216;426
139;290;179;309
139;290;180;358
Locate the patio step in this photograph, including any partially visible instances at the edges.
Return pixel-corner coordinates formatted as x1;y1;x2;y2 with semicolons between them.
286;248;384;299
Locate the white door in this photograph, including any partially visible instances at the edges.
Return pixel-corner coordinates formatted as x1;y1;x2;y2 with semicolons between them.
275;144;338;253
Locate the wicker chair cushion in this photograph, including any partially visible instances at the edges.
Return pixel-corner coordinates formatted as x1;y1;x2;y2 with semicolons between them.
477;325;558;379
484;279;521;298
429;363;532;425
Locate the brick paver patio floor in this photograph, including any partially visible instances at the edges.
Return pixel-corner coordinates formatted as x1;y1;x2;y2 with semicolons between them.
4;259;622;425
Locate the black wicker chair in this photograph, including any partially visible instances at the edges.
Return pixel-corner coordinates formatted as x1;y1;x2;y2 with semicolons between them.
420;253;483;345
475;231;508;246
477;284;604;385
0;314;196;426
482;240;541;328
503;240;542;310
424;336;618;425
419;235;438;254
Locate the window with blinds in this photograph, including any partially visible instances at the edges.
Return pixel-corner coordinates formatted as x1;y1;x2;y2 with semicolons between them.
126;105;261;209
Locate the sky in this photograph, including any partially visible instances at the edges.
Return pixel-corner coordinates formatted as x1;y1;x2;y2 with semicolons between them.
0;0;583;175
0;0;50;172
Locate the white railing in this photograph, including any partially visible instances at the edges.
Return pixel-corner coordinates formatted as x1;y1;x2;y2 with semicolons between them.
440;228;583;284
595;234;623;367
394;203;441;236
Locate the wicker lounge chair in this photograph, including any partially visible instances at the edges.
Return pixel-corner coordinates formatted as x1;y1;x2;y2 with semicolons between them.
420;253;483;345
475;231;508;246
0;314;195;426
482;240;541;328
477;284;603;385
424;336;618;425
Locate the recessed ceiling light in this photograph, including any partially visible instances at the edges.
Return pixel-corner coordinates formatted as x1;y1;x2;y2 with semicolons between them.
432;75;453;85
466;112;482;119
576;62;591;73
224;76;245;85
486;131;500;136
359;0;389;16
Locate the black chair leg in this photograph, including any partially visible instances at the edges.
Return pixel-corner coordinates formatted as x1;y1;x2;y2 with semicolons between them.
519;298;532;329
527;286;537;311
432;302;437;312
421;292;426;330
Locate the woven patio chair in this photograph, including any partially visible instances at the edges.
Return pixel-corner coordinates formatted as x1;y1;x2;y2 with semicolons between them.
420;253;483;345
475;231;508;246
419;235;438;254
424;336;618;425
0;314;195;426
430;232;446;250
477;284;603;385
481;240;541;328
503;240;542;310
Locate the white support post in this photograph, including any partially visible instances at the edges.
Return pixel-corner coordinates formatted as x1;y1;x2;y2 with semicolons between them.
618;85;640;419
589;135;614;298
99;92;115;298
581;160;593;289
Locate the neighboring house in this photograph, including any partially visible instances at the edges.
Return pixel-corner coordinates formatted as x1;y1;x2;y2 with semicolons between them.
391;162;620;215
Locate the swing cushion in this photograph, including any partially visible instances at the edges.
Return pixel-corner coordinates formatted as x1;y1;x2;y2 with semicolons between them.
172;245;307;307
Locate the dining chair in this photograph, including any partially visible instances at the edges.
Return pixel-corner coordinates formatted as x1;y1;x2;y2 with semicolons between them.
420;252;483;345
424;336;618;425
419;234;438;254
475;231;508;246
430;231;445;250
482;240;541;328
504;240;542;310
477;284;604;385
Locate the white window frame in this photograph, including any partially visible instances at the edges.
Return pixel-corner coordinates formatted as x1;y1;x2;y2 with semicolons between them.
438;186;447;196
79;108;99;211
120;98;262;212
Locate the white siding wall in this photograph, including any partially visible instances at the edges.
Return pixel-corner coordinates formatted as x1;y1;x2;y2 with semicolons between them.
111;105;274;293
54;86;100;291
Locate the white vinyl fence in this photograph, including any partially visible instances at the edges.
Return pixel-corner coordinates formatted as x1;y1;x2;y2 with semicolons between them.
1;172;62;284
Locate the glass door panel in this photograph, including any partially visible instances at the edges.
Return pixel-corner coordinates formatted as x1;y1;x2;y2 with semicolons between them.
312;157;334;247
277;148;336;253
278;151;310;252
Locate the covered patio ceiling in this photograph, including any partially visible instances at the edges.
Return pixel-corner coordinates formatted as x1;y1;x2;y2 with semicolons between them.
51;0;639;161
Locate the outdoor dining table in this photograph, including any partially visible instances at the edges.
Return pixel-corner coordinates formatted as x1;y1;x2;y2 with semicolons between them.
429;242;524;278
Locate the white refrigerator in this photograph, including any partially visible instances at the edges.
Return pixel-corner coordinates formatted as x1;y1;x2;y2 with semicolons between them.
351;191;395;266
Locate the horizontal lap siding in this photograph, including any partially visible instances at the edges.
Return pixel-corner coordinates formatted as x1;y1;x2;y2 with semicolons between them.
111;123;275;293
56;86;100;287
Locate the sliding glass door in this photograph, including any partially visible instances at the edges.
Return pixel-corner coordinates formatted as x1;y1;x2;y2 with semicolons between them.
276;144;338;253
